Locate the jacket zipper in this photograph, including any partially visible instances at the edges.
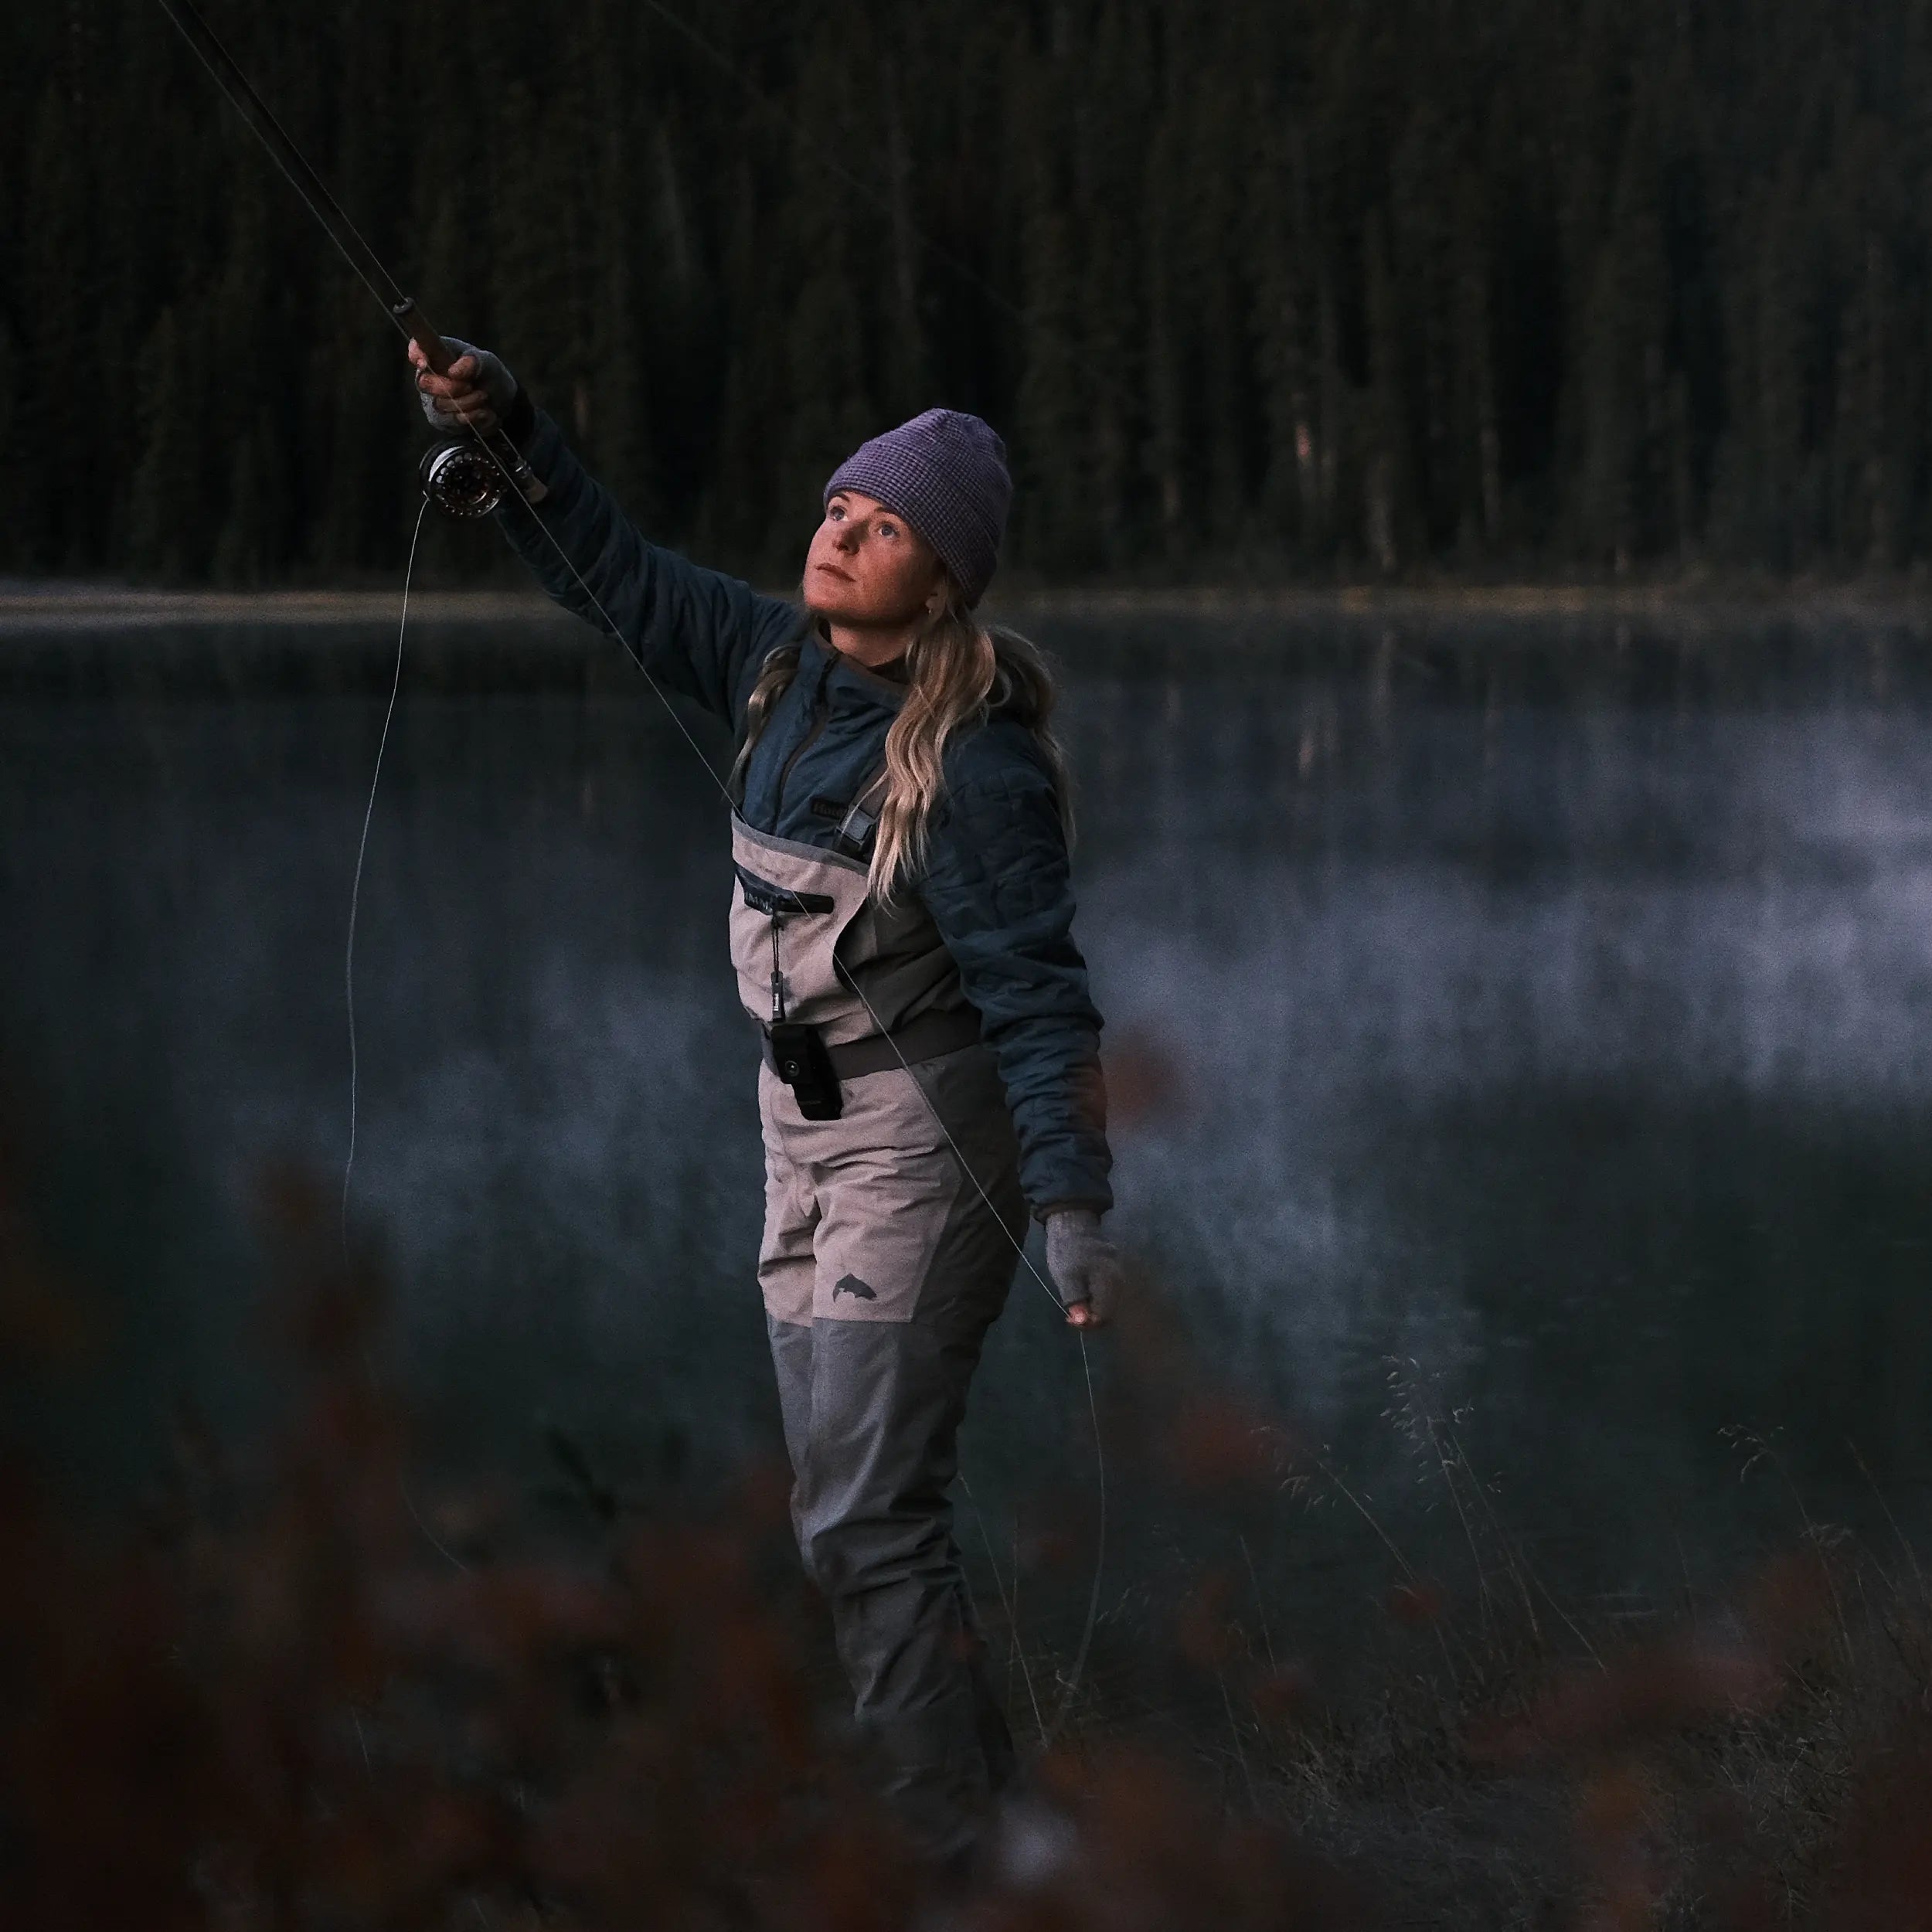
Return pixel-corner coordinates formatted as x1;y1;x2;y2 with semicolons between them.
775;686;829;808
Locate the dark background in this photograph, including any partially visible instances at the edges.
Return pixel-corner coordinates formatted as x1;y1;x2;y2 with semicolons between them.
10;0;1932;589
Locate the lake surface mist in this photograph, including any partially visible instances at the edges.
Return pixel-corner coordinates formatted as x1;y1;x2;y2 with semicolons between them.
9;612;1932;1656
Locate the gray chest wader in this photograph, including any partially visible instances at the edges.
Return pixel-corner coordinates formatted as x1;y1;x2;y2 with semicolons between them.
726;786;1026;1857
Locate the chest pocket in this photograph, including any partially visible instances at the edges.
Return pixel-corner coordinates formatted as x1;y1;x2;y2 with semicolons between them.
727;818;878;1046
726;767;897;1049
736;866;832;918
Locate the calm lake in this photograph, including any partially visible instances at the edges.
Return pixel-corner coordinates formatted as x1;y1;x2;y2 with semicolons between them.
9;607;1932;1665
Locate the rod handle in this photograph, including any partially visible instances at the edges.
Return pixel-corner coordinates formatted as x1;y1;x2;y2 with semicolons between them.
395;296;546;502
393;298;454;377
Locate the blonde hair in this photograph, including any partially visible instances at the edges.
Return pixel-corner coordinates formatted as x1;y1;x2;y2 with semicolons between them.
730;583;1073;900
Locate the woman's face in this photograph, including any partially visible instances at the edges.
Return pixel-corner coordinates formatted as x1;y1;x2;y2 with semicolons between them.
803;490;946;631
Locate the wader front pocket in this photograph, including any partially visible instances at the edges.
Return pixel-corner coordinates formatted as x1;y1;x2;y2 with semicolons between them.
736;866;833;919
767;1019;842;1120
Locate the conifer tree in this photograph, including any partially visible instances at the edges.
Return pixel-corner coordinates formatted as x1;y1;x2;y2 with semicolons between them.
1142;107;1187;567
1362;213;1409;575
213;408;289;586
769;67;878;580
0;318;23;573
697;158;781;563
1010;83;1089;571
15;0;1932;584
19;82;88;570
1451;173;1502;559
127;305;203;582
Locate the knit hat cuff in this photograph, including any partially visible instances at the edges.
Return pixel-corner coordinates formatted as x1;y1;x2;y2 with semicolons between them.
824;410;1012;605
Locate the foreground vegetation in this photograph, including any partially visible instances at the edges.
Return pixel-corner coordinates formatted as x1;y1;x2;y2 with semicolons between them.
7;1162;1932;1929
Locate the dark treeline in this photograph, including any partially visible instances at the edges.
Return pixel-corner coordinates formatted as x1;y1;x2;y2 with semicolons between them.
9;0;1932;586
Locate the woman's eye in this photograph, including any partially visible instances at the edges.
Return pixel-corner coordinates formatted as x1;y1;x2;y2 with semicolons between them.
879;522;898;539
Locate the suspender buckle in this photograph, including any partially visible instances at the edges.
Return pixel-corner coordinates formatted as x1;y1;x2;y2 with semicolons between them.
831;772;889;861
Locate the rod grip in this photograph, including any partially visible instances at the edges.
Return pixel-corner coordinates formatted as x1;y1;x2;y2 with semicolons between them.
393;298;454;377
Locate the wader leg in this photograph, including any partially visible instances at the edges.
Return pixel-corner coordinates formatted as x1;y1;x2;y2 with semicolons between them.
759;1107;819;1552
781;1318;1016;1859
757;1049;1025;1865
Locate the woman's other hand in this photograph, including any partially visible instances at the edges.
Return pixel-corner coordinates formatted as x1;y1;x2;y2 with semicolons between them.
409;335;518;436
1045;1207;1123;1328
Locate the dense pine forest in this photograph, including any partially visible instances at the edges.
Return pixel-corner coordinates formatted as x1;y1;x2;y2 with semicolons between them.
9;0;1932;587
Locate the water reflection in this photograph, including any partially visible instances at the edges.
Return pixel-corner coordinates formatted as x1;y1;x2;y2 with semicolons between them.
8;614;1932;1640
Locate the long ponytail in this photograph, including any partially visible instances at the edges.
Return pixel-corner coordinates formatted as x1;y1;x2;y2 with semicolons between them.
729;591;1071;900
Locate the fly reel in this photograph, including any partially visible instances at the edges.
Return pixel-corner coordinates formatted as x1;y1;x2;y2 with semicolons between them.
420;438;505;518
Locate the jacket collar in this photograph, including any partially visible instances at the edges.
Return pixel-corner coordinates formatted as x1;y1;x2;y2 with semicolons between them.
802;623;910;712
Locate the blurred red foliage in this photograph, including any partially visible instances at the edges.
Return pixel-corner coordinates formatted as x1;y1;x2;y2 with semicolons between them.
8;1148;1932;1927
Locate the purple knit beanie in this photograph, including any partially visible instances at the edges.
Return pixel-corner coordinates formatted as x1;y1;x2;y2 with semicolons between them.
823;409;1011;606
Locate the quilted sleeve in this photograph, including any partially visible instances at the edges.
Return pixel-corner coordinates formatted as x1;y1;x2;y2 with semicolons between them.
916;731;1113;1215
493;396;801;726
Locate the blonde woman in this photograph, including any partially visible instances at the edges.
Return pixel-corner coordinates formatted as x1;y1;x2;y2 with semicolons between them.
412;341;1123;1869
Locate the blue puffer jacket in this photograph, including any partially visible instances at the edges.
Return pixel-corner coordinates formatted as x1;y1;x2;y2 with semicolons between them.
492;396;1113;1216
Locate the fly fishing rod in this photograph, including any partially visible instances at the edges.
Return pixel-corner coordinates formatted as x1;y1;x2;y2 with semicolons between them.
153;0;543;518
158;0;1111;1747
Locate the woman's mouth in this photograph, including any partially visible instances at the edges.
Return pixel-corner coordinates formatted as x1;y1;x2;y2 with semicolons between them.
813;561;851;580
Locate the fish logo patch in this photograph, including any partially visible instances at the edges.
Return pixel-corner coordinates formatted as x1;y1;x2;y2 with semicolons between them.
832;1274;877;1302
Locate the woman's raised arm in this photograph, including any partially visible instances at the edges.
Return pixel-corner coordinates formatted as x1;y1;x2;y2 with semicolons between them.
411;338;801;728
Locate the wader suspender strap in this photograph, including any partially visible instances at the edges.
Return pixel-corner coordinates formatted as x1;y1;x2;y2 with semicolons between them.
772;768;883;1019
832;768;890;862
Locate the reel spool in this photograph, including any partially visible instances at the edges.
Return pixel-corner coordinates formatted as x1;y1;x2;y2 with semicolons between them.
420;438;505;518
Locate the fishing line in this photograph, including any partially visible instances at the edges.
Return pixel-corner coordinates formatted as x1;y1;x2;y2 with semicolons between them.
416;393;1109;1726
339;498;478;1583
343;497;430;1250
158;0;1109;1741
621;0;1122;1740
456;397;1111;1746
386;362;1095;1340
369;368;1112;1728
959;1471;1046;1743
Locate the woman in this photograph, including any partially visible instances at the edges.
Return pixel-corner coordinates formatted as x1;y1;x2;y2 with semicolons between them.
412;340;1124;1866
